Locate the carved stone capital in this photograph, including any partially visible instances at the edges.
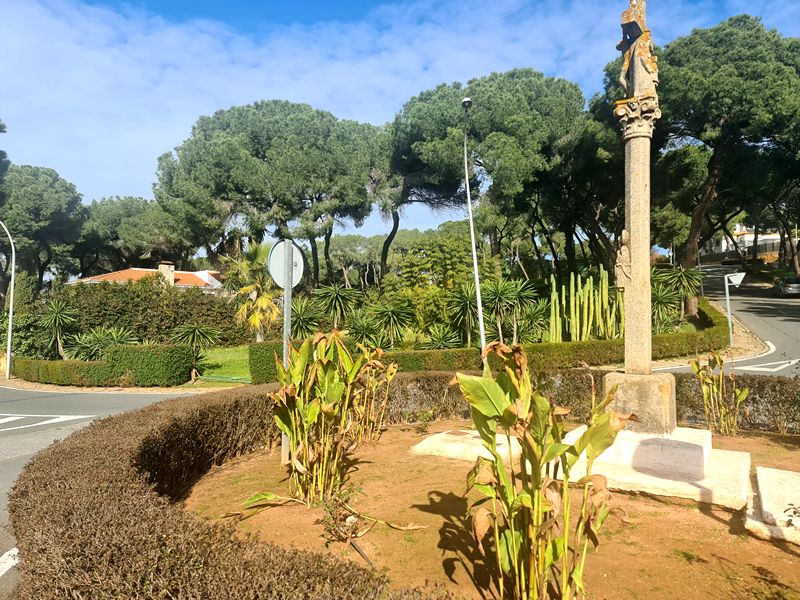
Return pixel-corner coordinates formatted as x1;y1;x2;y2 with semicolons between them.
613;95;661;140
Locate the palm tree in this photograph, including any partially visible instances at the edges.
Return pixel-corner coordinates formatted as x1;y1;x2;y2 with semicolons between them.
370;300;415;348
447;282;479;347
38;299;78;359
170;324;222;381
314;284;362;329
291;297;323;340
654;266;703;320
223;243;281;342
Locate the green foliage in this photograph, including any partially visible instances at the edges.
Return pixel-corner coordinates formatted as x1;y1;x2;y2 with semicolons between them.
447;281;479;347
314;284;362;328
67;326;138;361
246;332;396;505
422;323;460;349
458;343;631;598
14;358;114;386
690;351;749;436
248;341;283;385
370;300;415;348
650;282;682;333
38;298;78;358
52;277;249;346
291;296;323;339
15;344;192;387
0;313;56;360
344;308;379;347
170;324;222;379
107;344;193;387
0;164;85;293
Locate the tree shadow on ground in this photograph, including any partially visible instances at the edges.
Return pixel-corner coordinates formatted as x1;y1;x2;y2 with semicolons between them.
713;554;800;600
411;490;496;599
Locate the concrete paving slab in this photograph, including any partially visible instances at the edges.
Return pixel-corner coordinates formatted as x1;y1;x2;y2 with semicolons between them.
745;484;800;547
411;429;520;462
756;466;800;527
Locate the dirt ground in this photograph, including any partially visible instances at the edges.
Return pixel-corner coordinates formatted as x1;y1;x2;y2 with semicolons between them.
185;421;800;600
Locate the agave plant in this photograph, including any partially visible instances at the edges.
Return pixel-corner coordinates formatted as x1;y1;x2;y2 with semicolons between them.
291;296;323;340
370;300;415;348
170;324;222;381
422;323;460;349
314;284;362;329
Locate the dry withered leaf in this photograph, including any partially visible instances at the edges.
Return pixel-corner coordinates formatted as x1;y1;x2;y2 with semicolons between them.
472;507;493;556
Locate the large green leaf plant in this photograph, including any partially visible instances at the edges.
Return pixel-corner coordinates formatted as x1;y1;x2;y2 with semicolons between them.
457;342;636;599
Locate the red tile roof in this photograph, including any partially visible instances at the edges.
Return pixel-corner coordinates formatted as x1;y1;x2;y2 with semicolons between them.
73;268;213;288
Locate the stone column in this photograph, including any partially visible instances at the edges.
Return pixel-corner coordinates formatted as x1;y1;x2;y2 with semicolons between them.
615;97;660;375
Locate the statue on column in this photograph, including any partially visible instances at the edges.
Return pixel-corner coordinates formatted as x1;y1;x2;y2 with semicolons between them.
614;0;661;139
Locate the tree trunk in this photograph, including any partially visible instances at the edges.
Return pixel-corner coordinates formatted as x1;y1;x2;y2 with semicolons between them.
773;205;800;277
380;209;400;281
750;208;761;264
681;146;725;317
488;228;501;257
563;220;578;275
530;227;546;278
323;226;334;284
308;236;320;287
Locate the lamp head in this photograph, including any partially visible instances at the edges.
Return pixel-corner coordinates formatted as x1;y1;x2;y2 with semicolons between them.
461;97;472;111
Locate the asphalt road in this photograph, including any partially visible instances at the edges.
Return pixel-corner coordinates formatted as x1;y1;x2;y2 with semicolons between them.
0;386;178;599
657;265;800;377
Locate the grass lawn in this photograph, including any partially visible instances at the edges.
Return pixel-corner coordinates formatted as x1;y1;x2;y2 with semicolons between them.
202;345;251;382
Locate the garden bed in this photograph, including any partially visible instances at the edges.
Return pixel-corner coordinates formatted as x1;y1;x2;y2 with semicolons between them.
188;420;800;599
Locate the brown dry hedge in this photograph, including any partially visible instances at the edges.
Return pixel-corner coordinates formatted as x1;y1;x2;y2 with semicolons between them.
8;386;442;599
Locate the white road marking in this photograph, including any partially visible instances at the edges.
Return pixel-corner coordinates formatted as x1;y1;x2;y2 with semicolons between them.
654;341;777;372
0;547;18;577
0;414;94;433
0;417;25;425
738;359;800;373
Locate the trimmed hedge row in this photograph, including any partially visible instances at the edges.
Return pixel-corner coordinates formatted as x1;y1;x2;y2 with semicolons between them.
14;344;193;387
9;386;435;599
249;299;728;384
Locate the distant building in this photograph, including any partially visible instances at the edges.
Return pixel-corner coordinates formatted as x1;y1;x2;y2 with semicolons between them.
68;261;223;293
701;223;788;255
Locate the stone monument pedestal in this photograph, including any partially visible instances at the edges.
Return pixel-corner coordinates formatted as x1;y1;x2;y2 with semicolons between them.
557;370;751;510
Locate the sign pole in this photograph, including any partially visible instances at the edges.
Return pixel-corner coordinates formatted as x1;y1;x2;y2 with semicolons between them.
281;240;293;465
0;220;15;380
724;272;745;349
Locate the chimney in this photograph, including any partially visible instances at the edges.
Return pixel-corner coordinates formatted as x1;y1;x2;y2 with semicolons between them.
158;261;175;286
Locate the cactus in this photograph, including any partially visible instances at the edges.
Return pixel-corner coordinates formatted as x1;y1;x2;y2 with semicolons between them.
547;266;622;342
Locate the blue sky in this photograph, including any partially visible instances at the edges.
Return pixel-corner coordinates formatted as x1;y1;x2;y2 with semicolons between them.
1;0;799;236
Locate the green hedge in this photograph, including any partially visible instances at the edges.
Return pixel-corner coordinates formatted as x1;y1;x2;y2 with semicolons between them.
14;344;193;387
13;359;114;386
9;386;429;598
107;344;193;387
249;299;728;384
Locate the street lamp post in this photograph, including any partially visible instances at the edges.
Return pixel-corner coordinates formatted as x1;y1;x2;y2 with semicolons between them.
461;98;486;351
0;220;15;379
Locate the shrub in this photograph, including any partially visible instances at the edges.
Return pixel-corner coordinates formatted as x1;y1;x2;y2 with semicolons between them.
0;313;56;360
9;386;427;599
14;344;193;387
248;340;283;384
107;344;193;387
53;277;250;346
14;358;114;386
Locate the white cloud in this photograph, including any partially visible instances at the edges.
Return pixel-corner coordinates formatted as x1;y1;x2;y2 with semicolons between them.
0;0;797;234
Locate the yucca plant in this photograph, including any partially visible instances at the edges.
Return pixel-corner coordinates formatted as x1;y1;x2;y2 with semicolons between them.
422;323;461;349
245;332;397;506
457;342;635;599
482;279;517;345
690;351;749;436
370;300;415;348
344;309;378;346
447;281;479;347
291;296;323;340
517;298;550;343
314;284;362;329
38;299;78;359
170;324;221;381
651;281;681;333
653;266;703;320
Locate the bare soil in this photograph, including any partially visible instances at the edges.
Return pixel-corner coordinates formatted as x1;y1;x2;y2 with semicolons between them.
185;421;800;599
